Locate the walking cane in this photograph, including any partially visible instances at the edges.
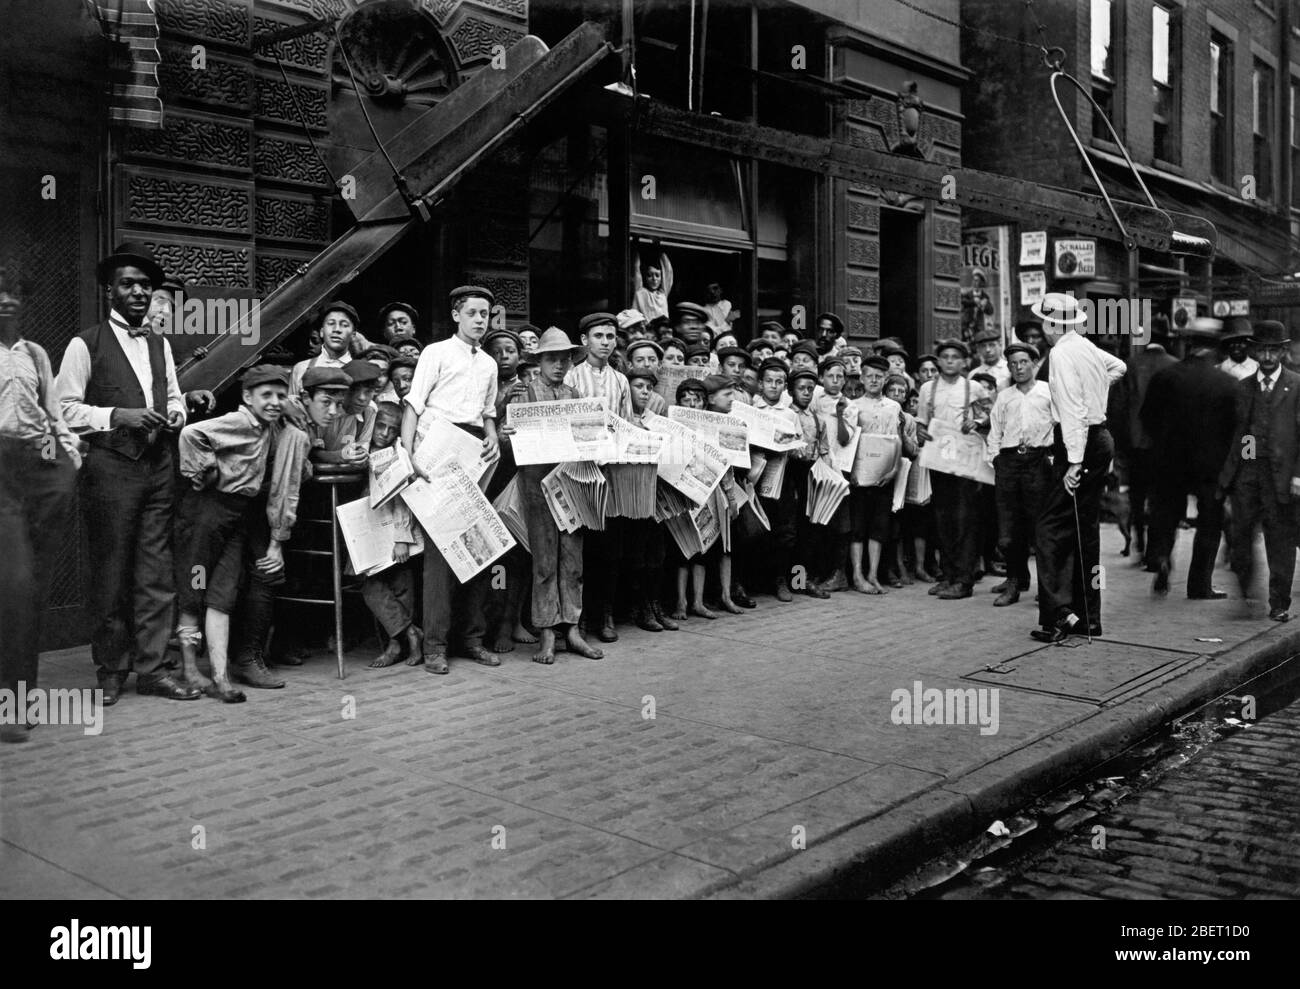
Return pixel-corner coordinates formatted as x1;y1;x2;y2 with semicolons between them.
1070;486;1093;644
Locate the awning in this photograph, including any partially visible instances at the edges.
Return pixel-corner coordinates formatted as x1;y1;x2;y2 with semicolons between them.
179;21;613;394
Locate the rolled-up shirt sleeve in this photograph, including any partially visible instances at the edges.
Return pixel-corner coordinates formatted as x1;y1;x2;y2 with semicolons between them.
404;347;439;416
177;420;217;484
481;371;498;421
164;341;186;426
55;337;115;433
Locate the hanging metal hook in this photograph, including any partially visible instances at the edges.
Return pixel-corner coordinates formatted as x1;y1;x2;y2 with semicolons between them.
1041;46;1066;72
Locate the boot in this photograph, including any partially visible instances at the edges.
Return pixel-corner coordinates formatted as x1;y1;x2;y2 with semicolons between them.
651;600;679;631
821;568;848;593
775;579;793;603
597;606;619;643
635;599;664;633
231;647;286;689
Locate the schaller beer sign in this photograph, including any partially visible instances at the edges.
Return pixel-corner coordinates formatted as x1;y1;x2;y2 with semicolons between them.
1053;239;1096;279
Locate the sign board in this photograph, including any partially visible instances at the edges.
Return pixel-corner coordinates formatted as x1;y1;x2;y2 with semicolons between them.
962;226;1012;346
1171;297;1197;329
1053;238;1096;279
1019;271;1046;306
1019;231;1047;266
1212;299;1249;318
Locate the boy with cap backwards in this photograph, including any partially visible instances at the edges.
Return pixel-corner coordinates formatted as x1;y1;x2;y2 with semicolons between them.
482;326;538;654
985;342;1055;607
174;365;313;700
501;328;604;663
401;285;502;673
566;312;632;642
291;301;357;396
916;337;991;600
846;354;908;595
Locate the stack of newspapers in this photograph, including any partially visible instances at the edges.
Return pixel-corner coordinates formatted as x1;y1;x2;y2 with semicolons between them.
654;480;695;522
806;458;850;523
542;461;607;533
664;493;723;559
604;463;657;519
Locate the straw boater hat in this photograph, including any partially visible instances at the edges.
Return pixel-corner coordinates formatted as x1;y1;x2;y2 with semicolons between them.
1031;292;1087;326
616;308;647;331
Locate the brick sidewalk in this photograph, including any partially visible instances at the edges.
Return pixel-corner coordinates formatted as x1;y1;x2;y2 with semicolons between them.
0;529;1290;899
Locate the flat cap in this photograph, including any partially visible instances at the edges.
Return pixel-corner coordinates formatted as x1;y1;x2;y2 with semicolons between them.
578;311;617;334
626;338;663;359
388;355;418;373
972;327;1002;345
449;285;494;307
816;311;844;333
482;328;522;351
684;343;711;361
716;345;750;366
625;366;659;385
377;301;419;325
301;367;351;391
759;320;787;336
1003;342;1037;362
343;360;382;385
862;355;890;373
758;357;788;378
703;374;734;394
360;344;398;362
933;337;970;358
790;339;820;359
616;308;647;330
747;339;773;354
319;300;359;328
839;345;863;359
787;367;819;388
390;333;423;352
240;364;290;390
673;301;709;322
675;378;708;401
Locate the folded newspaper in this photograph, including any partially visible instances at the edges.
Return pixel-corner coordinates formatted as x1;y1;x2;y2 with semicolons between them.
368;443;417;509
668;406;751;469
542;461;607;532
807;457;850;524
400;460;514;582
646;413;728;506
729;402;804;453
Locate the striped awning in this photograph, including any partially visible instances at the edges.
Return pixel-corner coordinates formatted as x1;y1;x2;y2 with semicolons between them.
85;0;163;128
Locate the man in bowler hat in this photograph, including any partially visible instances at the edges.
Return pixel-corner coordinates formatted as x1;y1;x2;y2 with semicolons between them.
1218;320;1300;621
55;242;200;703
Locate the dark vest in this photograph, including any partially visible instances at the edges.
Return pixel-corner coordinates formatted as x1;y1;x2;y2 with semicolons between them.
1248;379;1274;460
80;320;169;461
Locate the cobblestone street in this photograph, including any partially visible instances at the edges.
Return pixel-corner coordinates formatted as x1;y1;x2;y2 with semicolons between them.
1;530;1295;899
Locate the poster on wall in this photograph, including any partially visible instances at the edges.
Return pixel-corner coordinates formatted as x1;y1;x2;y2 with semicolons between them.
1019;271;1046;307
1053;238;1097;278
961;226;1012;346
1019;231;1047;266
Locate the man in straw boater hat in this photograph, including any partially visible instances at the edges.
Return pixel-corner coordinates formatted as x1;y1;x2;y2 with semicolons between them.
401;285;503;673
1218;319;1300;622
501;327;605;663
1028;292;1126;642
55;241;200;704
1141;317;1237;601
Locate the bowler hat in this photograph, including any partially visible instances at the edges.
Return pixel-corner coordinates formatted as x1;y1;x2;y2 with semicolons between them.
98;241;165;287
533;327;582;355
1222;316;1254;342
1252;320;1290;346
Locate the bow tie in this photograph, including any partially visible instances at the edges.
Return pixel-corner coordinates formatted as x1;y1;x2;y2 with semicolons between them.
127;326;151;338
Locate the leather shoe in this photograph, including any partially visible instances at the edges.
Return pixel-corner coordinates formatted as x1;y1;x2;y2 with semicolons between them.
775;580;793;603
993;587;1020;607
635;606;664;633
1030;625;1067;643
1188;589;1228;600
651;600;679;631
928;582;948;596
136;673;201;700
732;586;757;609
99;678;122;707
937;584;972;600
990;580;1010;594
1153;560;1170;594
465;645;501;667
803;584;830;600
424;650;449;674
1269;608;1290;622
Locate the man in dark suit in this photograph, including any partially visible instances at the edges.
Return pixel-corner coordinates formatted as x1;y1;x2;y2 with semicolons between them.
1141;318;1237;599
1218;320;1300;622
1113;315;1177;567
54;243;201;703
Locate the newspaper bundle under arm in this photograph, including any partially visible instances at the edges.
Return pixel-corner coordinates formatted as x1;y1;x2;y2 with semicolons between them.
336;495;425;576
917;417;995;486
413;415;494;490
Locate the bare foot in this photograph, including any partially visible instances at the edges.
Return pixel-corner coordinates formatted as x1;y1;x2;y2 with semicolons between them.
566;628;603;659
492;636;516;654
368;639;404;669
864;579;886;595
532;629;556;665
689;603;718;620
852;580;872;594
183;667;214;691
671;603;689;621
512;625;539;645
719;598;743;614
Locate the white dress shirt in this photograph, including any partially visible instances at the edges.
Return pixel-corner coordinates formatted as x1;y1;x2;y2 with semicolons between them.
849;394;902;435
1046;330;1126;463
56;309;186;434
1220;356;1259;381
969;357;1011;391
405;333;498;435
987;380;1055;458
1256;366;1281;394
921;375;987;428
290;347;352;396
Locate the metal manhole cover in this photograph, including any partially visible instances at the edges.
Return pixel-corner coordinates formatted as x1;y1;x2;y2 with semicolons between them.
963;640;1205;704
